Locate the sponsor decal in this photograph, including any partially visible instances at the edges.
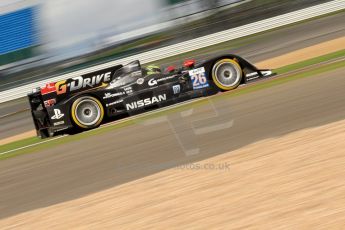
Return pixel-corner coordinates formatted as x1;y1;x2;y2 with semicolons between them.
106;100;124;107
246;71;273;81
108;79;126;89
131;71;142;77
55;80;67;95
126;94;167;111
189;67;209;90
55;72;112;95
245;72;260;81
53;121;65;126
41;83;56;95
148;75;176;87
261;70;272;76
103;92;125;99
136;78;145;85
148;78;157;87
51;109;64;120
44;98;57;107
173;85;181;94
246;72;257;77
124;86;133;94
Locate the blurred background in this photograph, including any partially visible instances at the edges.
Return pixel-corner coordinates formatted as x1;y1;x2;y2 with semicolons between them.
0;0;328;91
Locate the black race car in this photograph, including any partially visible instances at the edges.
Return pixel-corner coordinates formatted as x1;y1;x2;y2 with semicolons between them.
28;54;273;138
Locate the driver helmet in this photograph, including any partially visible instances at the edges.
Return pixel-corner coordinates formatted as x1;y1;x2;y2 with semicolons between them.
145;65;161;75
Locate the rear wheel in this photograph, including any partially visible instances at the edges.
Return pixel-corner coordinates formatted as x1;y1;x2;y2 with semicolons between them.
212;59;243;91
71;96;104;129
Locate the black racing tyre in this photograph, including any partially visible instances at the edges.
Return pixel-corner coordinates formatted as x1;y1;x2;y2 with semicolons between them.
211;59;243;91
71;96;104;129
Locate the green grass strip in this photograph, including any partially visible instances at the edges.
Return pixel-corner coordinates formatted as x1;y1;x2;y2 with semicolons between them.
0;137;40;153
276;49;345;74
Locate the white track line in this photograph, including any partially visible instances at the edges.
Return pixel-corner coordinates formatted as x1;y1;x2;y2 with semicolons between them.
0;136;65;155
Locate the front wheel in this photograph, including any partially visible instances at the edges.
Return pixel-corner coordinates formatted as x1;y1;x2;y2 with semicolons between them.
212;59;243;91
71;96;104;129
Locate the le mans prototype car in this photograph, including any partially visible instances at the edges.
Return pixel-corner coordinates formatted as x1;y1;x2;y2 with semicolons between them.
28;54;273;138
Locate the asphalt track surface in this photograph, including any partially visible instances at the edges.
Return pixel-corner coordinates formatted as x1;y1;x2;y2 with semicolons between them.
0;66;345;220
1;12;345;140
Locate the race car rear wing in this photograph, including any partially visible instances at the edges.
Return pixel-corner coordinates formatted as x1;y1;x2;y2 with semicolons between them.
40;65;123;105
28;89;50;138
28;64;123;138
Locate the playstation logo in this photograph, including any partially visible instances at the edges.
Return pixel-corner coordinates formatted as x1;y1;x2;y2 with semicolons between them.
51;109;64;120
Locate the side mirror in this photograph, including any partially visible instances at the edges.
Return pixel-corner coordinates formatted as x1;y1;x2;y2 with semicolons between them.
183;59;196;69
166;65;176;73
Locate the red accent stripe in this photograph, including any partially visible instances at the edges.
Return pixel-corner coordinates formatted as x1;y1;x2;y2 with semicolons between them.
41;83;56;95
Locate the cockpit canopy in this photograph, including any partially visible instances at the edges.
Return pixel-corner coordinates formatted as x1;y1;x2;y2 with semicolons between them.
107;60;142;89
115;60;141;77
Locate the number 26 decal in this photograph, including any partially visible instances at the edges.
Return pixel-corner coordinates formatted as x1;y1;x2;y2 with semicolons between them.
189;67;209;90
191;74;207;87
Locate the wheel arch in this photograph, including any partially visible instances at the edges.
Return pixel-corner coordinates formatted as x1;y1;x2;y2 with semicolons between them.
202;54;258;74
201;55;246;91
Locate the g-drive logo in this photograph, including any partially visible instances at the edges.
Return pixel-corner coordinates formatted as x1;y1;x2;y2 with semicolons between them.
148;75;176;87
126;94;167;111
55;72;112;95
51;109;64;120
